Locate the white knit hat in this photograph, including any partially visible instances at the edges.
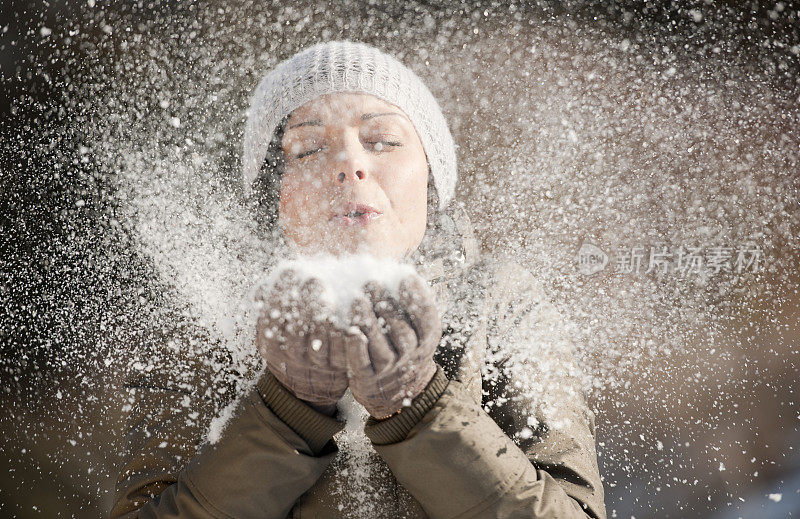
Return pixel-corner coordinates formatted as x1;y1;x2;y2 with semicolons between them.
242;40;457;210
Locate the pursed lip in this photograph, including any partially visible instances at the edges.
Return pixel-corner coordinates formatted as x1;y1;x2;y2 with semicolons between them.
330;202;383;226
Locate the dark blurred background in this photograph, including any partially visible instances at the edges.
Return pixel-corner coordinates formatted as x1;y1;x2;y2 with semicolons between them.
1;1;798;517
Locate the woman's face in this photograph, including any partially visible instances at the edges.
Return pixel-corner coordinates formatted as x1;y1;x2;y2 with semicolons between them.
278;92;430;259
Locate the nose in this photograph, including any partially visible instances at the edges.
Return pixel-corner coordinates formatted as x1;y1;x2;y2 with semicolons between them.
329;133;369;185
337;169;364;182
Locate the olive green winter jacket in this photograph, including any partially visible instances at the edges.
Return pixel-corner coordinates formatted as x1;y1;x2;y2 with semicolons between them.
110;211;606;519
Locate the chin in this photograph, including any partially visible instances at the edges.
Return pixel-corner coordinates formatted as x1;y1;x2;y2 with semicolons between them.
288;225;410;259
327;239;406;259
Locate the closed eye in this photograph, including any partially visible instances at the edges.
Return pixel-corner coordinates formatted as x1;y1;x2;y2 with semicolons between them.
296;147;325;159
366;141;403;152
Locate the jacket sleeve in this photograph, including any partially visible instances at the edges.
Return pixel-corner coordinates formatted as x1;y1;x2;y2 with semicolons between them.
110;323;346;519
363;260;606;519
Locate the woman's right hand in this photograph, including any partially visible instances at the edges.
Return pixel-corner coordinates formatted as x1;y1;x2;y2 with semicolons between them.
254;269;350;416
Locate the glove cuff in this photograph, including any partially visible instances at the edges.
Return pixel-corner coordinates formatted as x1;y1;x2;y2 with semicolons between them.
256;368;346;455
364;364;449;445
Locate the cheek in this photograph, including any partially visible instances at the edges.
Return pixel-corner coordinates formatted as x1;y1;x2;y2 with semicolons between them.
279;171;325;223
382;157;429;219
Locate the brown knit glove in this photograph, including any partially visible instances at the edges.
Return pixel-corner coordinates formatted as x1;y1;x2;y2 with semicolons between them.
254;269;351;416
345;275;442;419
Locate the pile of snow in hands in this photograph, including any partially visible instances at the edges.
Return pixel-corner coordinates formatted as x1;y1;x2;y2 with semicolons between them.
252;253;419;326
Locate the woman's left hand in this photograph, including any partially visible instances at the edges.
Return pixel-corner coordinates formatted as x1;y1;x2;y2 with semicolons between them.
345;274;442;419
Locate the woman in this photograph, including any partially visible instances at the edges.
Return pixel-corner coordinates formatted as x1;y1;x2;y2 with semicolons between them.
111;40;606;518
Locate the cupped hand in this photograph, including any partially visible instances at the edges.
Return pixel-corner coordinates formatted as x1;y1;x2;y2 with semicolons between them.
345;274;442;419
254;269;351;415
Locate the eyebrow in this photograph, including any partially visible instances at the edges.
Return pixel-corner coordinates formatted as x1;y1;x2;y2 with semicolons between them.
362;112;409;122
286;112;408;130
287;119;323;130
